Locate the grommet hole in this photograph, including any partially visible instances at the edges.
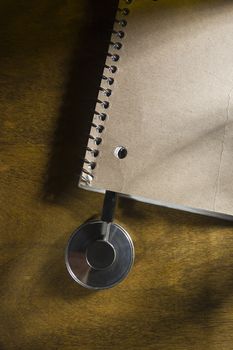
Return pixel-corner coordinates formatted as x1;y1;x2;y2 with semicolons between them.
114;146;128;159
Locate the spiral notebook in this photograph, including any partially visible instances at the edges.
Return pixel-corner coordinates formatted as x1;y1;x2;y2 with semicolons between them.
79;0;233;218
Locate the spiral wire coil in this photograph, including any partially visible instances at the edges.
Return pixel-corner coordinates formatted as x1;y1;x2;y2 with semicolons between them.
80;0;133;185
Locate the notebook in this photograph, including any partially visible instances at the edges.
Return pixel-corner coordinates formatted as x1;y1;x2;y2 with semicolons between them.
79;0;233;218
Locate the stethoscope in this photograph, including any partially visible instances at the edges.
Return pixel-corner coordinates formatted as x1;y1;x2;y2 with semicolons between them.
65;191;134;289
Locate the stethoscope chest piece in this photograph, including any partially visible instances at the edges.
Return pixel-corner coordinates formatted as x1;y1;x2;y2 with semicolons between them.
65;219;134;290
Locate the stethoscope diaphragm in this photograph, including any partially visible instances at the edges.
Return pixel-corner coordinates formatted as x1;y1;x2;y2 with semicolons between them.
65;220;134;290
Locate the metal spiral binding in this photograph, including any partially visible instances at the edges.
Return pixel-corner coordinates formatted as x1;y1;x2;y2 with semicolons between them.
81;0;133;185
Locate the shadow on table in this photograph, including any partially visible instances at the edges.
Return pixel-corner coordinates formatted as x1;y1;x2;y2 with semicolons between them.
43;0;118;200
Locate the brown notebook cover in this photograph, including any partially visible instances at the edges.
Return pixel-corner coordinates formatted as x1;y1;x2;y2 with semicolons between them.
80;0;233;218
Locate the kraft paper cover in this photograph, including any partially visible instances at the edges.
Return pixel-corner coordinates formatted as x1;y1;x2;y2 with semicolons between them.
81;0;233;217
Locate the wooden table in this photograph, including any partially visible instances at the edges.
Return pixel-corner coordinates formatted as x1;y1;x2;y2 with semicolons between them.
1;1;233;349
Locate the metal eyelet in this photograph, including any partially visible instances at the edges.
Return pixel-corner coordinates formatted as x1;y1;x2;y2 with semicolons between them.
108;53;120;62
84;160;97;170
80;174;93;185
110;42;122;50
82;168;94;177
99;87;112;97
102;75;114;85
97;100;109;109
105;65;117;73
89;134;103;146
115;19;127;27
118;8;130;16
94;137;102;145
94;112;108;121
86;147;99;158
92;123;105;133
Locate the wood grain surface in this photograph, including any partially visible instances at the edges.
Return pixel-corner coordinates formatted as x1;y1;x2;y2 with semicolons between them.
1;1;233;349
